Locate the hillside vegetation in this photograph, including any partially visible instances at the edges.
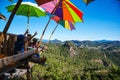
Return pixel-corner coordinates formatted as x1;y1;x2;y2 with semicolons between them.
32;40;120;80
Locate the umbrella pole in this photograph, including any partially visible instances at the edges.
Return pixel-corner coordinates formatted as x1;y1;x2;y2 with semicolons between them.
0;0;23;43
48;23;59;44
26;16;29;30
38;18;51;47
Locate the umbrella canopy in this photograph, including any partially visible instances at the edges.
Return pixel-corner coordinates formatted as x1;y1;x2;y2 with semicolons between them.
83;0;95;5
59;20;75;30
40;0;83;23
51;16;75;30
47;16;75;43
0;13;6;21
35;0;54;5
6;2;46;28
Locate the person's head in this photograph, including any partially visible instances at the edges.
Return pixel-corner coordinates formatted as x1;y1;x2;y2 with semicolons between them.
17;35;24;42
27;34;31;37
27;34;32;39
32;38;38;43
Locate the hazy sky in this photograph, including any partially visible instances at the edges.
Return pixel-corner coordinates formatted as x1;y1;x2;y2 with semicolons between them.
0;0;120;41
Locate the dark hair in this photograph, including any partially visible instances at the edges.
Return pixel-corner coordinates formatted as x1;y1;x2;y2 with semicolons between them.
17;35;24;42
32;38;38;43
27;34;31;37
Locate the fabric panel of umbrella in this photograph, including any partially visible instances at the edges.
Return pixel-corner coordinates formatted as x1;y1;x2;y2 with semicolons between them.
48;16;75;43
40;0;83;22
52;0;83;22
35;0;83;46
35;0;54;5
6;2;46;29
51;15;75;30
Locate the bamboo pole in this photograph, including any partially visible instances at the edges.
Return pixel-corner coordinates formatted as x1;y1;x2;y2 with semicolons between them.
26;16;30;30
48;23;59;43
0;0;23;43
38;18;51;46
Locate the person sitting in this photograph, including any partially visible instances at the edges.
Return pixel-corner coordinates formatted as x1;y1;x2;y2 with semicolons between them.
14;29;37;54
30;38;46;65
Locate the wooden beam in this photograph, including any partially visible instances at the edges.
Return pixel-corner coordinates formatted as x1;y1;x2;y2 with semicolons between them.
0;50;35;69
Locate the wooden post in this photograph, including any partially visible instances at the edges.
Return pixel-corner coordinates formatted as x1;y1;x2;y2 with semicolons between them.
27;59;32;80
38;18;51;46
3;0;23;34
0;0;23;43
3;34;7;55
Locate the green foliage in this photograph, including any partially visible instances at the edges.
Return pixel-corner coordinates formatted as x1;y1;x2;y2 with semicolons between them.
31;41;120;80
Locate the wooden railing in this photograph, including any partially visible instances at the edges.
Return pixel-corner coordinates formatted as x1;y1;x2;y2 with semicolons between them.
0;50;35;69
0;32;17;56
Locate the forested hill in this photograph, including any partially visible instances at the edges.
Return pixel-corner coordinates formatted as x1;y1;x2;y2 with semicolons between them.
70;40;120;48
32;40;120;80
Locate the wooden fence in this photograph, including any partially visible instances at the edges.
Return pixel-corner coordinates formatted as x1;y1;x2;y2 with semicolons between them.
0;32;17;56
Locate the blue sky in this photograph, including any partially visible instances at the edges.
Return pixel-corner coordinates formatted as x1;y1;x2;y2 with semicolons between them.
0;0;120;41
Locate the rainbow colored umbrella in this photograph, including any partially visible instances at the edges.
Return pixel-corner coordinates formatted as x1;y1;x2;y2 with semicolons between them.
35;0;83;46
51;15;75;30
48;16;75;42
40;0;83;22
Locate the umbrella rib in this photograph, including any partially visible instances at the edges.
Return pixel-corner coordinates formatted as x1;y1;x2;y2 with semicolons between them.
17;5;29;17
34;8;42;17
